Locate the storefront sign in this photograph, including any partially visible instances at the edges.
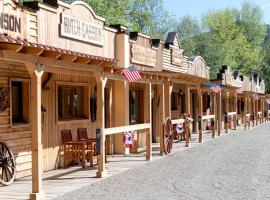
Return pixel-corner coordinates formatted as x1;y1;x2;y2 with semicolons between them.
131;44;156;67
60;13;104;46
171;47;183;66
0;12;21;33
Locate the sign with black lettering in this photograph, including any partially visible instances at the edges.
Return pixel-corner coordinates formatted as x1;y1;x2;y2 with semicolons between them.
60;13;104;46
0;12;21;33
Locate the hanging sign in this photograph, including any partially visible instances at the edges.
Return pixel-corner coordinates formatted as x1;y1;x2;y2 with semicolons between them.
123;131;135;148
0;12;21;33
171;47;183;66
60;13;105;46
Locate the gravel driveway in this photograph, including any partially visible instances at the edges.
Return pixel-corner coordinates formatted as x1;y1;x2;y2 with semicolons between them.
57;123;270;200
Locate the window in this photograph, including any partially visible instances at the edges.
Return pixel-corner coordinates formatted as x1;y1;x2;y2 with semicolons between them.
11;81;29;124
58;85;87;120
129;90;144;124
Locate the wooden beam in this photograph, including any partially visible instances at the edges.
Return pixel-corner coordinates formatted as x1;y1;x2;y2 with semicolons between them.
144;83;152;160
184;84;191;147
211;93;216;138
244;96;247;130
94;72;107;178
25;63;45;200
0;50;102;73
158;84;165;156
103;123;151;135
224;91;229;133
198;87;203;143
217;91;222;136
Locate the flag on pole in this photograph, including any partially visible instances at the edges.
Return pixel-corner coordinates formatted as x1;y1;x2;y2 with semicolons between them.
122;66;142;82
202;82;223;93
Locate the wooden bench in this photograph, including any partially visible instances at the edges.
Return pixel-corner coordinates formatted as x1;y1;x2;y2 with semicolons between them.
77;128;96;167
62;130;86;168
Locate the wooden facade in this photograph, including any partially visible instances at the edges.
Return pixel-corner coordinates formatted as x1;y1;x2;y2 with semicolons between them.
0;1;269;199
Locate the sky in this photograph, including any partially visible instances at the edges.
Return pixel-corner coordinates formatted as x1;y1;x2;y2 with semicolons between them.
164;0;270;24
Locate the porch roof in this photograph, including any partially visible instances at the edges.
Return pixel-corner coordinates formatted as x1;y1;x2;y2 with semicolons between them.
0;34;117;69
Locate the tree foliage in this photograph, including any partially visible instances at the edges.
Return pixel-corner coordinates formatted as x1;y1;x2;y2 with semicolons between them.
68;0;270;92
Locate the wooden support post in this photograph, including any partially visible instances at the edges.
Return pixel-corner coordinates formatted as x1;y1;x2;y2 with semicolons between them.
255;99;258;126
225;92;229;133
211;92;216;138
261;98;265;123
145;83;152;160
234;93;237;130
158;84;165;156
184;85;191;146
94;73;107;178
252;99;255;127
244;96;247;130
113;80;129;154
164;80;172;118
25;63;45;200
261;98;264;123
217;91;222;136
198;88;203;143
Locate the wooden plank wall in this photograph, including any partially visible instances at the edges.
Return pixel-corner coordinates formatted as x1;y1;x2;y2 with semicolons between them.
0;62;32;179
38;3;115;59
163;37;189;73
42;73;96;171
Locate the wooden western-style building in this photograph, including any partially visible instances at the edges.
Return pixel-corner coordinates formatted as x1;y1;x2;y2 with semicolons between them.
212;66;241;133
0;1;269;200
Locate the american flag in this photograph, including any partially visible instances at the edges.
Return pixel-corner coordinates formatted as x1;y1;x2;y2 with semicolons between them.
122;66;142;82
202;82;223;93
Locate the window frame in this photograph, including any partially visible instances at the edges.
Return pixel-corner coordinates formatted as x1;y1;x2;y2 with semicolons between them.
56;81;89;123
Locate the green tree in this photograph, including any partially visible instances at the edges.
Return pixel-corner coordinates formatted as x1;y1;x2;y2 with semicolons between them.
177;15;201;56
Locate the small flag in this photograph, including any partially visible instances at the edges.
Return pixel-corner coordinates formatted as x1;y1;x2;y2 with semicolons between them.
123;131;135;148
207;119;212;130
176;123;184;134
122;66;142;82
202;82;223;93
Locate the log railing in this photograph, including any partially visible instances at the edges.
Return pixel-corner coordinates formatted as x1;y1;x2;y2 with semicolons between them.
103;123;151;160
199;115;216;138
103;123;150;135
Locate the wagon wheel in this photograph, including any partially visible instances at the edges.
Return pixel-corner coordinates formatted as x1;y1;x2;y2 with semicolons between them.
0;141;16;186
163;117;173;155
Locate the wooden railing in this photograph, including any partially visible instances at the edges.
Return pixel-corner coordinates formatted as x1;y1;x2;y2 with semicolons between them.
202;115;215;120
103;123;150;135
171;118;185;125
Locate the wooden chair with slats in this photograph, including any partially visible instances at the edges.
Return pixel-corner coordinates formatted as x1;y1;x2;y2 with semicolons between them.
61;130;86;168
77;128;96;166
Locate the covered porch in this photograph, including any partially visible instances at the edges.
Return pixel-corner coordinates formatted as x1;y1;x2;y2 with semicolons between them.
0;35;116;199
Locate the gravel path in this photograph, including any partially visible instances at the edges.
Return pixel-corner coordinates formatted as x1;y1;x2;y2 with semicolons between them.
57;123;270;200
